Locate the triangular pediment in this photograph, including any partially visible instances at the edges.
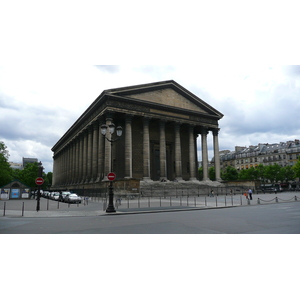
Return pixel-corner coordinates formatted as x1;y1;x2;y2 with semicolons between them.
106;80;223;118
126;88;207;113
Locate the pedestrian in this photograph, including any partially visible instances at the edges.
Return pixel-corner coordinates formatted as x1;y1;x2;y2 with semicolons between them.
210;189;214;197
248;188;253;200
244;190;249;200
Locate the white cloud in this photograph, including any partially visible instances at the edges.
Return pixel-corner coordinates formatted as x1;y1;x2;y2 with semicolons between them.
1;65;300;173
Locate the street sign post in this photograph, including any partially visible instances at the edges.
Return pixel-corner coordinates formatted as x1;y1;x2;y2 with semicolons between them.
35;177;44;185
107;172;116;181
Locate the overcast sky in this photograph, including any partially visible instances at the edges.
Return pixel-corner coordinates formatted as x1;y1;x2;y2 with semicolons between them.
1;1;300;173
1;65;300;173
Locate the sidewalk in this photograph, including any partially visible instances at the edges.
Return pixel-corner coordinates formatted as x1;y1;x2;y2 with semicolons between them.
1;192;299;218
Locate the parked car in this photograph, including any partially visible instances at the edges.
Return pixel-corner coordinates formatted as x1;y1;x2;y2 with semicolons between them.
50;192;60;200
61;191;71;202
43;191;51;198
65;193;82;204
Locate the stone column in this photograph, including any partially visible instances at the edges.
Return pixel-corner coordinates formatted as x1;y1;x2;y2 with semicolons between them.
96;118;104;182
52;154;57;187
73;137;79;184
91;121;99;183
213;128;221;181
143;117;151;181
189;125;197;181
69;142;74;185
63;147;67;185
85;125;93;183
82;130;88;184
159;120;167;180
104;117;113;179
78;133;84;184
55;152;60;186
174;122;183;181
201;128;209;181
125;115;133;178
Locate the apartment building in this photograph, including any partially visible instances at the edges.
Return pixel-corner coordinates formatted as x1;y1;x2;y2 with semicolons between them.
217;140;300;171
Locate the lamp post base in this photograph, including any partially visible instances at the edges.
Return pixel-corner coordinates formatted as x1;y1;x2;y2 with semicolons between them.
106;182;116;213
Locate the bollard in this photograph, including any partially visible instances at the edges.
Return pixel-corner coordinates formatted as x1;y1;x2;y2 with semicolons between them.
180;196;182;206
275;197;278;203
240;196;242;206
187;197;189;207
231;196;233;206
57;201;59;209
257;198;260;204
47;199;49;210
225;196;227;206
194;197;196;207
216;197;218;207
170;197;172;207
148;197;150;207
160;197;161;207
205;196;207;206
22;202;24;217
295;196;298;202
248;199;250;205
3;201;6;216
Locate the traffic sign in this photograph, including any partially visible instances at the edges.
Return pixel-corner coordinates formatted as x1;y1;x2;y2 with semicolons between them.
35;177;44;185
107;172;116;181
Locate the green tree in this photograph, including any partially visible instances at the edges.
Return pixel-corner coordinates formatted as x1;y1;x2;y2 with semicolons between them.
221;166;238;181
209;167;216;181
43;172;53;189
238;166;259;180
198;167;203;181
0;141;13;186
264;164;283;183
280;165;296;182
256;164;266;182
18;162;39;188
293;157;300;178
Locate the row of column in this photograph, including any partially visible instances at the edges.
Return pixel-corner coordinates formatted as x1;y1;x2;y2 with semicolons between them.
53;119;105;186
142;118;221;182
53;115;221;186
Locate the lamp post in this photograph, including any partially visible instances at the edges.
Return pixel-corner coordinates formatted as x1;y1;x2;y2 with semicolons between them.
101;122;123;213
36;161;44;212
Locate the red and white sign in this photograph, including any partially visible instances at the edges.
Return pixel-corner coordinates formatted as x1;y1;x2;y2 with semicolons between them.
35;177;44;185
107;172;116;181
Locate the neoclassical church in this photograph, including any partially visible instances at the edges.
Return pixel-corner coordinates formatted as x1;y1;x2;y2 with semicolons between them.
51;80;223;190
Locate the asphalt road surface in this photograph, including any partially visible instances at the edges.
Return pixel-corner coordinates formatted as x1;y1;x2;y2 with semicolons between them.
1;201;300;233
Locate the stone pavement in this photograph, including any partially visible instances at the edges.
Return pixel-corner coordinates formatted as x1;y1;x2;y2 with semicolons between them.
0;192;299;218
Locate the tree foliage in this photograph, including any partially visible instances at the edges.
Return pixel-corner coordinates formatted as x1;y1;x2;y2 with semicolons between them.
221;163;298;183
0;141;52;188
209;167;216;181
221;166;238;181
293;157;300;178
0;141;13;186
198;167;203;181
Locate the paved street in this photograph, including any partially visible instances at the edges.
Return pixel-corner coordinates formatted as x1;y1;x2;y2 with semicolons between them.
1;198;300;233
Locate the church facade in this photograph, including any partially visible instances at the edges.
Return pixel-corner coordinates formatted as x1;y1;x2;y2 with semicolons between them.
51;80;223;189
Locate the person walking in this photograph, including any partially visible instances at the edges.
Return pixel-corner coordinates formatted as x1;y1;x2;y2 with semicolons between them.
244;190;249;200
248;188;253;200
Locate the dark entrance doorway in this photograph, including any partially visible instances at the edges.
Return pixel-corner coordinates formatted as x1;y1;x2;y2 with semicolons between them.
150;143;173;181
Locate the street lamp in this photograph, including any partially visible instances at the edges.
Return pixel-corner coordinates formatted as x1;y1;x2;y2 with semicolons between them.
36;161;44;212
101;122;123;213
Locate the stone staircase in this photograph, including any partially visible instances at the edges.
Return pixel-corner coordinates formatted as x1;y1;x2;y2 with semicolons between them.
139;180;225;197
